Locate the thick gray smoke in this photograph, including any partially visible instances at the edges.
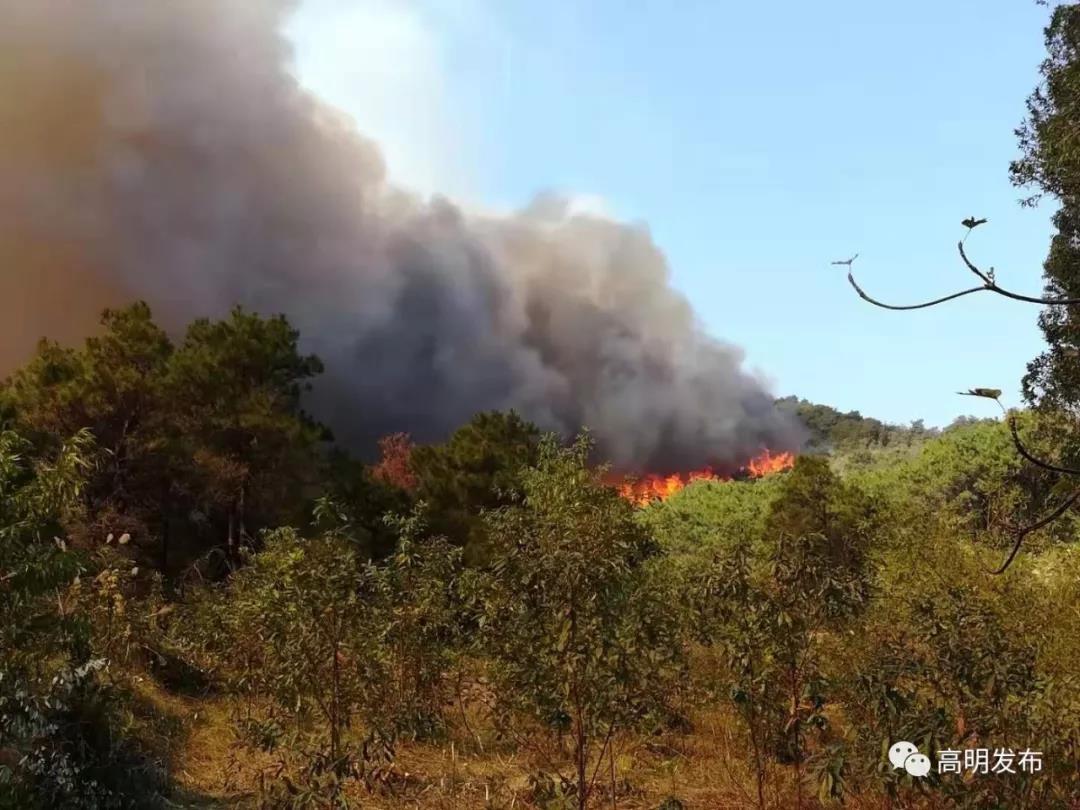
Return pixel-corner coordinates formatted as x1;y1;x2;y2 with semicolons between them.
0;0;802;472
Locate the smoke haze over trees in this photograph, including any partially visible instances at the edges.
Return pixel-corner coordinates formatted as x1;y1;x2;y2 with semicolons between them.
0;0;800;473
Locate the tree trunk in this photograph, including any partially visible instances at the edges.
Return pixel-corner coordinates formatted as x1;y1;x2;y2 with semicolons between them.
790;663;803;809
330;631;341;764
576;721;588;810
610;741;617;810
745;663;767;809
238;480;247;543
160;510;169;576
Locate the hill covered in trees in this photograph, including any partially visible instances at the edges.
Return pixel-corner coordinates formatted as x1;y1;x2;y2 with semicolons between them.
775;395;928;451
774;395;994;453
2;301;1079;810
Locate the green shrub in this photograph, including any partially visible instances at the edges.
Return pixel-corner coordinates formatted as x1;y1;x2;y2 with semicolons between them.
476;435;684;810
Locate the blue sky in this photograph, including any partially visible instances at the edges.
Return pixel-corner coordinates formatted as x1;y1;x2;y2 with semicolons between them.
286;0;1056;428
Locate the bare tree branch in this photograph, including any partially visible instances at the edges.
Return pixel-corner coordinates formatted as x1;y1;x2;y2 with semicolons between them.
844;223;1080;572
990;487;1080;575
967;398;1080;574
847;272;986;310
958;241;1080;305
1004;410;1080;476
845;235;1080;310
956;240;994;284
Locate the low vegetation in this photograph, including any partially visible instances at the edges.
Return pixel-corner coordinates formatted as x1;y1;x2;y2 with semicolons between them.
1;302;1080;809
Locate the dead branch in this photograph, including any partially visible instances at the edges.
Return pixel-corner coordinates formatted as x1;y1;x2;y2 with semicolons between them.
1004;410;1080;476
967;397;1080;573
846;237;1080;311
847;272;985;310
990;486;1080;575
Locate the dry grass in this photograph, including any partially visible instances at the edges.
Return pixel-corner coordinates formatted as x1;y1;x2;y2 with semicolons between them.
117;666;966;810
109;658;962;810
140;672;822;810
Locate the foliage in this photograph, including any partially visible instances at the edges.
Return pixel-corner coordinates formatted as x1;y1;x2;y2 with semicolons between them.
226;528;374;767
2;305;176;567
411;410;541;562
318;451;414;561
1;303;172;458
1;303;330;577
365;507;464;740
370;432;419;493
217;515;462;797
0;428;166;807
5;302;1080;808
476;434;684;809
689;457;877;806
832;534;1055;808
639;474;784;562
167;306;328;559
1013;4;1080;422
764;456;876;625
691;542;784;809
857;416;1075;549
775;395;933;452
0;659;166;810
0;429;93;678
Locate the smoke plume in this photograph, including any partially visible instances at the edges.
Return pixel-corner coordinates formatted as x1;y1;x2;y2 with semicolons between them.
0;0;801;472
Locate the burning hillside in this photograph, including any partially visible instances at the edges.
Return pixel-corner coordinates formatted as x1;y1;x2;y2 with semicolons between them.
614;448;795;506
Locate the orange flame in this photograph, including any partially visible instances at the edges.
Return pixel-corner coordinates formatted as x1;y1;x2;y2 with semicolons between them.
614;449;795;506
746;448;796;478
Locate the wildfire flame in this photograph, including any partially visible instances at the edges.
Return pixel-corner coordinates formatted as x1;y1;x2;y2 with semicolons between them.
615;449;795;506
745;448;797;478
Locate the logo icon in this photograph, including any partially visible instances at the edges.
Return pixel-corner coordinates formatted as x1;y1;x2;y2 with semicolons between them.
889;741;931;777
